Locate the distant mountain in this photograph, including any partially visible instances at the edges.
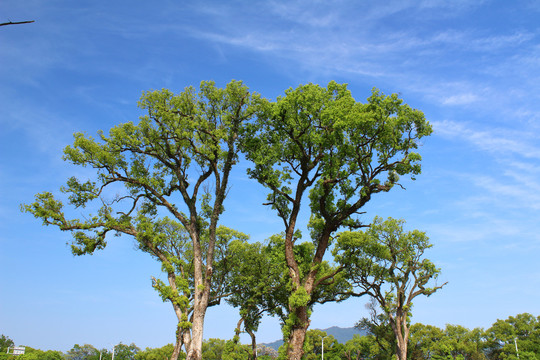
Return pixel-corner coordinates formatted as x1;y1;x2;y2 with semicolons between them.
323;326;368;344
261;326;368;350
261;339;284;351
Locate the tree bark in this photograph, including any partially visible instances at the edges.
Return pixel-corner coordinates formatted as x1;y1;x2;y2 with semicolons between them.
392;314;409;360
286;305;311;360
186;301;206;360
181;327;192;357
186;249;209;360
171;330;183;360
245;326;257;360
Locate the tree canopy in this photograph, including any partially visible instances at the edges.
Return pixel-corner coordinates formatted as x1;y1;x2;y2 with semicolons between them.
22;80;259;360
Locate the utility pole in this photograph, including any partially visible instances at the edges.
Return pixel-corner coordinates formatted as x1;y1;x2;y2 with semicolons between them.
321;336;329;360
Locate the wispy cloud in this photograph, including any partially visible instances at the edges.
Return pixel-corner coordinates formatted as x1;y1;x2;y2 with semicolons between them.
442;93;480;105
178;2;540;132
434;120;540;159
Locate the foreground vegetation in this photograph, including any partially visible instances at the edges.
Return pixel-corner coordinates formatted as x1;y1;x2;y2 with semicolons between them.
2;312;539;360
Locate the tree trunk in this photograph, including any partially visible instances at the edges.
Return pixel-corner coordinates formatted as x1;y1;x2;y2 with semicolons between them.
186;290;208;360
171;330;183;360
392;315;409;360
286;305;311;360
245;326;257;360
182;328;192;354
396;339;407;360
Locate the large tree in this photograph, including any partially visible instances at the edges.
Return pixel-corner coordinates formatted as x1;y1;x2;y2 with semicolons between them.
334;217;447;360
240;81;432;359
22;80;258;360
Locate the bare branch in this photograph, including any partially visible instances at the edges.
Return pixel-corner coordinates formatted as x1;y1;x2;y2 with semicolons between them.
0;20;35;27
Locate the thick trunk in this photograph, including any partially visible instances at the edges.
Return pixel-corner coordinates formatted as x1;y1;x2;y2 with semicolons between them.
185;220;209;360
286;305;311;360
393;315;409;360
397;344;407;360
186;287;208;360
182;273;208;359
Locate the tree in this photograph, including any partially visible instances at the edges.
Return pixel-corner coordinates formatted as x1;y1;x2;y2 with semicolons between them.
200;338;257;360
334;217;447;360
342;334;379;360
66;344;100;360
22;80;258;360
485;313;540;360
301;330;341;360
255;345;278;360
408;323;445;360
114;343;140;360
14;348;64;360
135;344;177;360
355;298;396;360
0;335;14;353
241;81;432;359
409;324;487;360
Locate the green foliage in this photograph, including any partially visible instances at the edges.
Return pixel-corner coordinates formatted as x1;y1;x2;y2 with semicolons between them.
201;339;250;360
242;82;431;233
135;344;177;360
355;300;396;360
289;287;310;308
301;330;342;360
342;334;380;360
485;313;540;360
22;79;432;359
113;343;140;360
146;219;249;331
227;235;350;345
0;335;14;353
66;344;100;360
409;323;488;360
201;339;226;360
17;349;64;360
335;216;446;311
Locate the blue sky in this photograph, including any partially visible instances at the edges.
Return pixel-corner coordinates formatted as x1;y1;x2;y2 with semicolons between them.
2;0;540;353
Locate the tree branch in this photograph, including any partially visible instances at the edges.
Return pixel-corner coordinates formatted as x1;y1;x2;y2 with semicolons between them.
0;20;35;27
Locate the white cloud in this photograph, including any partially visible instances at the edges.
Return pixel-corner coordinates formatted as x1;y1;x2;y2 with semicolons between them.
442;93;479;105
433;120;540;159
